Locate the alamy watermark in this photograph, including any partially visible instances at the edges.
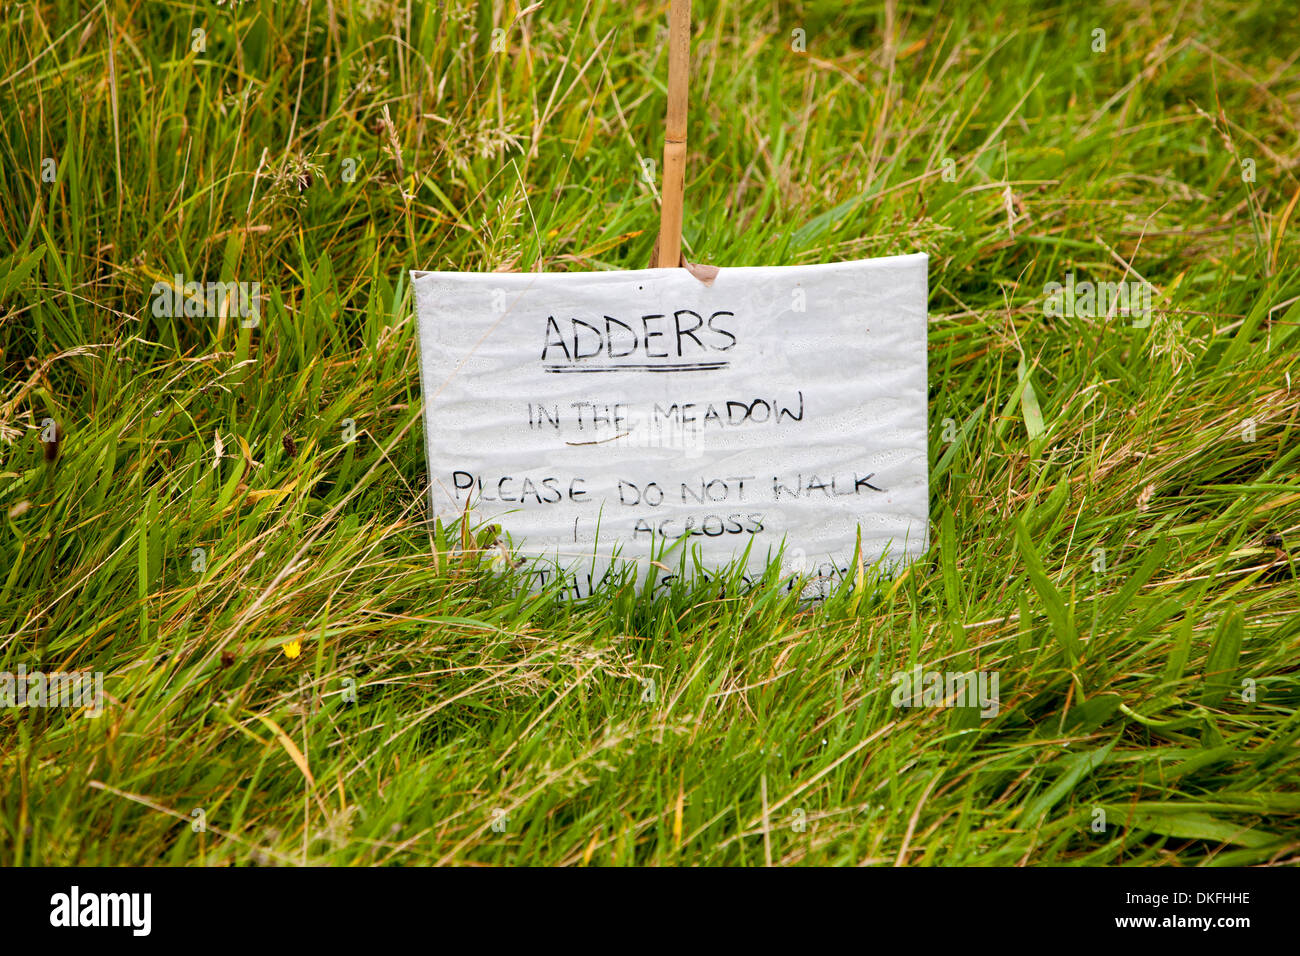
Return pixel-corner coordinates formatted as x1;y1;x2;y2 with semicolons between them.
1043;273;1152;327
49;886;150;936
150;275;261;326
1;665;103;717
890;667;1000;718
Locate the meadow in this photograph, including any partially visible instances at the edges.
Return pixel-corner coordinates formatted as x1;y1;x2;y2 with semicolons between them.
1;0;1298;865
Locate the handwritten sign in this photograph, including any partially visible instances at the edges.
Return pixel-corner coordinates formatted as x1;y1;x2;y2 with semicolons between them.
412;253;928;597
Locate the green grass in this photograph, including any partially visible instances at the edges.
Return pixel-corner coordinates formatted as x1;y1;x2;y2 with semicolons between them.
1;0;1298;866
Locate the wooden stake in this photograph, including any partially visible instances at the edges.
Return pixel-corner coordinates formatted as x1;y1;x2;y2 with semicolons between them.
657;0;690;268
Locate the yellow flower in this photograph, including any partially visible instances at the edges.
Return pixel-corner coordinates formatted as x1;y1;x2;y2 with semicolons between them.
283;640;302;660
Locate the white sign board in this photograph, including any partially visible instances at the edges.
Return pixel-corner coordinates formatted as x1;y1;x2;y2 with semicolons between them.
412;253;928;598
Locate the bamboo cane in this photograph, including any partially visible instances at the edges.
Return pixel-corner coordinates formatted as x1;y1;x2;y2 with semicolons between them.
657;0;690;268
